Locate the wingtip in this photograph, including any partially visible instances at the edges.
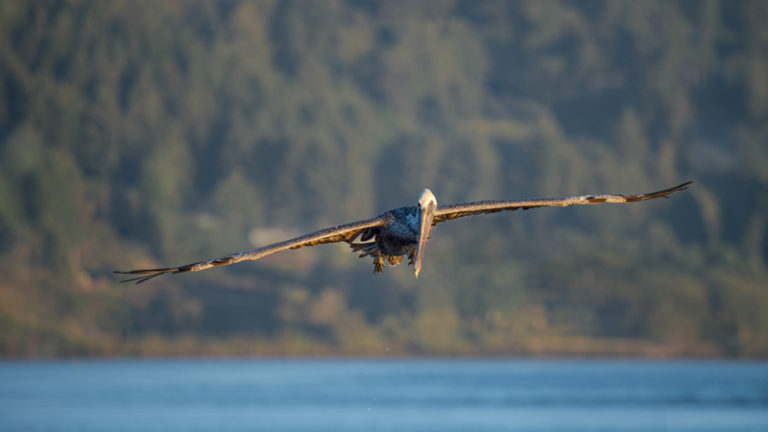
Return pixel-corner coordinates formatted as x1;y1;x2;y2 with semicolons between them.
641;180;694;201
113;268;173;284
668;180;694;195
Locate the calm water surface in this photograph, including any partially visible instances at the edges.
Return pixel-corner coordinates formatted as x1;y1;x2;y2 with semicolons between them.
1;358;766;431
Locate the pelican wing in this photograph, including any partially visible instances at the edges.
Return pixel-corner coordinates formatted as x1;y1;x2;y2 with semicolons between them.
432;181;693;224
115;215;389;283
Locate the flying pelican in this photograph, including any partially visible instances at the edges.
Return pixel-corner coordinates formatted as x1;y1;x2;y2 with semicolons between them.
115;181;693;283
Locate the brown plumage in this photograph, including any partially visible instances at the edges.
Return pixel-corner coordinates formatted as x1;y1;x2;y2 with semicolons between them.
115;181;692;283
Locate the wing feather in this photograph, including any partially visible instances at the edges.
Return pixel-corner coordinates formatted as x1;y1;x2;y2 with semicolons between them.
433;181;693;224
115;215;389;283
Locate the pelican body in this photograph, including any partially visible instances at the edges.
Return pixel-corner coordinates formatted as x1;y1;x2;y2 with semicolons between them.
349;188;436;277
116;181;692;283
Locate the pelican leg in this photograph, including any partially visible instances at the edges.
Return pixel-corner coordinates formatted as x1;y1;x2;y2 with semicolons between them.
373;251;385;273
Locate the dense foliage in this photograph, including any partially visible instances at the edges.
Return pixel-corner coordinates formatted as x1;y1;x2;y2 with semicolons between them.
1;0;767;357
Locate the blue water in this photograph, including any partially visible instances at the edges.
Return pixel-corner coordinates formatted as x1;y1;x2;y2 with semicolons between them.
1;359;766;431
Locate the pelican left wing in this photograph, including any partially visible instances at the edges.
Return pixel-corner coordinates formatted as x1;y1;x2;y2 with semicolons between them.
432;181;693;224
115;215;389;283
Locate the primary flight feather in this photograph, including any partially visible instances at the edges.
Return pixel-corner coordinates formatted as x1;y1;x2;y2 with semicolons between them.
116;181;693;283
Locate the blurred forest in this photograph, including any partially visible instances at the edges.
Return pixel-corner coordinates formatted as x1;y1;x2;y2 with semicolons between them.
1;0;767;358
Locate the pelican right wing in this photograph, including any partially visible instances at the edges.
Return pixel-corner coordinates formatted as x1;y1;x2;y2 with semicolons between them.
432;181;693;224
115;215;390;284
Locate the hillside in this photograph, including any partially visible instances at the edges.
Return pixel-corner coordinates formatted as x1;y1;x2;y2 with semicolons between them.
1;0;767;357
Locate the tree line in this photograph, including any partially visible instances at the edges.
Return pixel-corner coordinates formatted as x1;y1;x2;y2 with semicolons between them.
0;0;766;357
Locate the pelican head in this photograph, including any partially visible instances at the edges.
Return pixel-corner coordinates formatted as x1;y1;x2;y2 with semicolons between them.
414;188;437;278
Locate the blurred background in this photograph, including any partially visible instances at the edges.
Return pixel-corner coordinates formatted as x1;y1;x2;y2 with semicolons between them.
1;0;766;358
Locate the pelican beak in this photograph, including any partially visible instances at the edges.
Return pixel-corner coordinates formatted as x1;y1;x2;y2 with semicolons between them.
414;188;437;278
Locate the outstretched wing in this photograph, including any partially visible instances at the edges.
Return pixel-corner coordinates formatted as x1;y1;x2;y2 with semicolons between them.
432;181;693;224
115;215;389;284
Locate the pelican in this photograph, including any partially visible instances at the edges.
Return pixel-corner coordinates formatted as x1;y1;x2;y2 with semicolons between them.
116;181;692;283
